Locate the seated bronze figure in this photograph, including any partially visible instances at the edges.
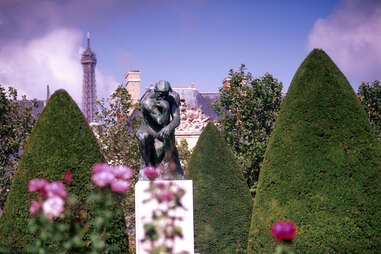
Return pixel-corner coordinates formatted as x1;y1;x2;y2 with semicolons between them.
136;80;184;180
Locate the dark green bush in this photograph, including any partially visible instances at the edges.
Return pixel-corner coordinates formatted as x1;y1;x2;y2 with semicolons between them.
247;49;381;253
0;90;129;252
187;123;252;254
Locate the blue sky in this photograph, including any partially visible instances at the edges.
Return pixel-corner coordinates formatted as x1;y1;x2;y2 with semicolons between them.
0;0;380;105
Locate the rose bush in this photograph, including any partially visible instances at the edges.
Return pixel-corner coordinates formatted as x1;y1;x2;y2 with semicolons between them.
26;164;134;254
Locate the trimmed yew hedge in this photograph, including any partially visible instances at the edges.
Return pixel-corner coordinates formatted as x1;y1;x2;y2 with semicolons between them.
187;123;252;254
247;49;381;253
0;90;129;252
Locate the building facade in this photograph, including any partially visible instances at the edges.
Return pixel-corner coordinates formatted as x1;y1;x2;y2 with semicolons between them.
173;87;220;149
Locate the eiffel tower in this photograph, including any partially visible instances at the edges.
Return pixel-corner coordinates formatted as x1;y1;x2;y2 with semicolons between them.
81;32;97;122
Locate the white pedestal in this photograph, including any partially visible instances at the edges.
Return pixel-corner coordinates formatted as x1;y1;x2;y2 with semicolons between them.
135;180;194;254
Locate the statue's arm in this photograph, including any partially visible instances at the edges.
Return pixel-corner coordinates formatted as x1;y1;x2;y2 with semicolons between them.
142;95;162;125
165;91;181;133
169;100;180;131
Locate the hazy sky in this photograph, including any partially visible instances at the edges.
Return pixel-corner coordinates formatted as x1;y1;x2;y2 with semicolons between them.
0;0;380;105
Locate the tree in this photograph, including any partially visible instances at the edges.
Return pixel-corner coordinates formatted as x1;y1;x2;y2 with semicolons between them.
247;49;381;253
187;123;252;254
212;65;282;195
0;89;129;252
94;85;140;169
94;85;141;252
0;85;37;209
357;80;381;140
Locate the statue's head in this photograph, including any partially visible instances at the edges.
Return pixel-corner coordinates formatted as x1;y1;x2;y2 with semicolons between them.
154;80;171;100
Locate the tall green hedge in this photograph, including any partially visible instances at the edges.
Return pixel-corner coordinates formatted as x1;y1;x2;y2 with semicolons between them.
187;123;252;254
247;49;381;253
0;90;129;252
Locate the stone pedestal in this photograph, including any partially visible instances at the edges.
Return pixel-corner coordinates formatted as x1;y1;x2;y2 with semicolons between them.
135;180;194;254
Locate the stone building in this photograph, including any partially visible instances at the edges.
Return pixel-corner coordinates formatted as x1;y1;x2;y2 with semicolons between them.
18;85;50;118
173;87;220;149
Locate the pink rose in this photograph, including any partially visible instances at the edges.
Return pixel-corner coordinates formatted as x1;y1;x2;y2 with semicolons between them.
112;165;134;180
157;191;174;202
92;171;115;187
28;179;48;192
111;179;130;192
42;196;65;218
44;181;67;199
143;167;159;180
270;221;296;242
155;182;166;189
29;200;40;216
64;171;73;181
92;163;110;174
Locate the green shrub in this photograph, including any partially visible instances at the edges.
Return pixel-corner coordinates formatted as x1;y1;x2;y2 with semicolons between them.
187;123;252;254
0;90;129;252
247;49;381;253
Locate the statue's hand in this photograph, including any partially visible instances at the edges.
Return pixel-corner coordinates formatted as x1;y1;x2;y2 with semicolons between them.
159;126;171;140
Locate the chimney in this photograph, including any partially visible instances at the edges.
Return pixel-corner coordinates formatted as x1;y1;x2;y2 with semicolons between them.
125;70;141;106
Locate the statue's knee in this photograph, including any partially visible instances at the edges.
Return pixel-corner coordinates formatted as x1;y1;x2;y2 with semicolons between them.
136;130;150;144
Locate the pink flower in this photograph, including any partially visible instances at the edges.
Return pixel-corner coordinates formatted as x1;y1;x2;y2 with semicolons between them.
42;196;65;218
29;200;40;216
157;191;174;202
64;171;73;181
155;182;166;189
28;179;48;192
111;179;130;192
143;167;159;180
92;163;110;174
91;163;134;192
112;165;134;180
270;221;296;242
44;181;67;199
92;171;115;187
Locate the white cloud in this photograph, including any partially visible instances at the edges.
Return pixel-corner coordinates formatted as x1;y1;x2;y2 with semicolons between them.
96;69;120;101
308;0;381;87
0;27;118;106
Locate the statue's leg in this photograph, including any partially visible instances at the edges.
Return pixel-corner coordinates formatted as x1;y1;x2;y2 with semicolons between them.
136;128;154;168
172;146;183;176
154;138;165;164
171;137;184;176
163;134;184;178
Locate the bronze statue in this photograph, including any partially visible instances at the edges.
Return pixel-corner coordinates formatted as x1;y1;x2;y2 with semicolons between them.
136;80;184;180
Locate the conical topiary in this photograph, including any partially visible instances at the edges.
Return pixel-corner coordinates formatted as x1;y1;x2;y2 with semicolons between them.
0;90;129;252
187;123;252;254
247;49;381;253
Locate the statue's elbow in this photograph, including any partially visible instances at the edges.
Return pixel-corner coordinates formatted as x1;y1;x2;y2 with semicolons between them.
174;117;180;127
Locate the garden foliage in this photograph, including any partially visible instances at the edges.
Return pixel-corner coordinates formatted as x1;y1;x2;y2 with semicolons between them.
212;65;282;195
247;49;381;253
357;80;381;140
187;123;252;254
95;85;140;169
95;85;140;252
0;85;37;208
0;90;129;252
